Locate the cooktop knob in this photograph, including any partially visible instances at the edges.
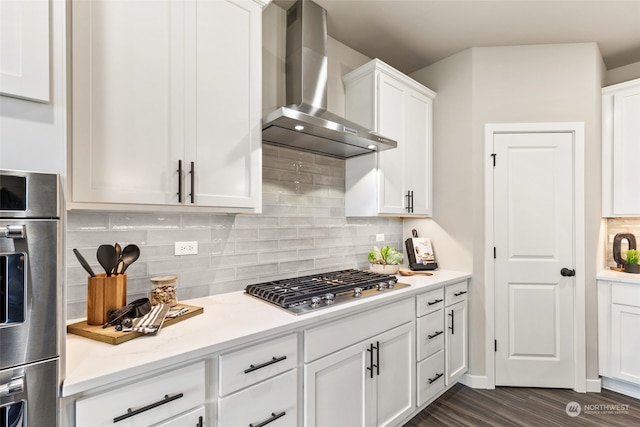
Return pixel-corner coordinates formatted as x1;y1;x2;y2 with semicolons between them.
325;293;335;305
353;287;363;297
377;282;386;291
310;296;321;308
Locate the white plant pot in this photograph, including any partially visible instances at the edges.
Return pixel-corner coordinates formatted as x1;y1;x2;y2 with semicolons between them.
369;263;400;275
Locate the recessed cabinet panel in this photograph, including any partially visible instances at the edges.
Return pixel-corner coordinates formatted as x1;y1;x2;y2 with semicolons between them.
603;78;640;216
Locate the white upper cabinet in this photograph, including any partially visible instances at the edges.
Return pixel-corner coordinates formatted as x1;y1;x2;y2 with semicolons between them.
344;59;435;217
0;0;50;102
602;78;640;217
70;0;264;211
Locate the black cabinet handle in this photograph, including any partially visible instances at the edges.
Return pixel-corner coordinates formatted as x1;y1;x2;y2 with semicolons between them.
177;160;183;203
189;161;195;204
197;415;203;427
454;291;467;297
427;298;443;306
249;411;286;427
406;190;414;213
449;309;455;335
374;340;380;376
428;372;444;384
427;330;444;340
244;356;287;374
366;343;374;378
113;393;184;423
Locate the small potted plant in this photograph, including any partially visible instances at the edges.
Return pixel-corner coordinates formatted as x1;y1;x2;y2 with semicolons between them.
368;246;403;275
625;249;640;274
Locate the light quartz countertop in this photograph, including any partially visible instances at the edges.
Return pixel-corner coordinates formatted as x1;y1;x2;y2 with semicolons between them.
597;268;640;285
62;269;471;397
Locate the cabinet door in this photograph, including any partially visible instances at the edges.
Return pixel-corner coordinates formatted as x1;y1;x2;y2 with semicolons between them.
72;0;184;205
604;81;640;216
219;370;298;427
376;73;407;215
374;322;414;427
189;0;261;208
611;303;640;384
445;300;468;385
0;0;50;102
154;406;205;426
404;90;432;215
305;340;368;427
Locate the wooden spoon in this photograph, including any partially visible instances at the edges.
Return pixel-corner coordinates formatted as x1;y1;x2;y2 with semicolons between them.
398;269;433;276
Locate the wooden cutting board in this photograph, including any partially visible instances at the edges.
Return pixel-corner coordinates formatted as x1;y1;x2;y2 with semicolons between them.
67;303;203;345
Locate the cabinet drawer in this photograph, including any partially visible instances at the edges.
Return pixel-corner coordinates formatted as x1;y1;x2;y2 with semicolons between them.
219;369;298;427
417;350;445;406
416;288;444;317
304;298;414;363
611;283;640;307
219;333;298;396
417;309;444;361
445;281;468;306
75;361;205;427
154;405;205;427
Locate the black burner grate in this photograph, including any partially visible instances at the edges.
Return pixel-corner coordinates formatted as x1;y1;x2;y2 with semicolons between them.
244;269;398;309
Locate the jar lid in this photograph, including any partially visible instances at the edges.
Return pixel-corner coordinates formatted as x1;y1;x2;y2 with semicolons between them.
150;275;177;284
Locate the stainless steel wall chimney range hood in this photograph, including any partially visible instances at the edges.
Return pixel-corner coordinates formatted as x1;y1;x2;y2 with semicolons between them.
262;0;397;159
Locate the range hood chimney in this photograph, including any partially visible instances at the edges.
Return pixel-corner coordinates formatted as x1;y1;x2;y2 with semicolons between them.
262;0;397;159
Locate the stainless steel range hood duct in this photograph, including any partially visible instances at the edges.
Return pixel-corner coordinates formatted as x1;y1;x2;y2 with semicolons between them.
262;0;397;159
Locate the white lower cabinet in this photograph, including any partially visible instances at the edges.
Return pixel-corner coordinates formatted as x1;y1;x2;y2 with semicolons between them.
445;282;468;386
75;361;206;427
598;280;640;396
218;370;297;427
304;322;414;427
217;332;299;426
154;406;205;426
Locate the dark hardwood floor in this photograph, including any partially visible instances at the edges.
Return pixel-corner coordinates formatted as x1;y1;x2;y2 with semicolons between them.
404;384;640;426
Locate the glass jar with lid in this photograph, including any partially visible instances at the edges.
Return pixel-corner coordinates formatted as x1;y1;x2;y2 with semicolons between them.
150;275;178;306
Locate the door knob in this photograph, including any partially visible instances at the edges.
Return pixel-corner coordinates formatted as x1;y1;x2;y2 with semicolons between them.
560;268;575;277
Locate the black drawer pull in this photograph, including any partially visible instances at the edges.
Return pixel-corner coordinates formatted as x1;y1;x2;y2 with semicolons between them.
177;160;183;203
427;330;444;340
454;291;467;297
428;372;444;384
113;393;184;423
244;356;287;374
249;411;286;427
427;298;443;306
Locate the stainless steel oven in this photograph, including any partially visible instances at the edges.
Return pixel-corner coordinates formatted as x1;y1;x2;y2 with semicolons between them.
0;170;60;427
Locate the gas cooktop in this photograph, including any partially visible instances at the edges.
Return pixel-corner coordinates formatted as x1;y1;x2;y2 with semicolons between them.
244;269;409;315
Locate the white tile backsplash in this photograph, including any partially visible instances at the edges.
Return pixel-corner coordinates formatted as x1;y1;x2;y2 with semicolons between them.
65;146;403;319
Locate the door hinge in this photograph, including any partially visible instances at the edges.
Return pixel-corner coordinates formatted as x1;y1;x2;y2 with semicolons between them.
491;153;497;167
493;247;496;259
495;339;497;352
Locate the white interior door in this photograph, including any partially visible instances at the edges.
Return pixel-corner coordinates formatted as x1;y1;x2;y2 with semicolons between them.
493;131;575;388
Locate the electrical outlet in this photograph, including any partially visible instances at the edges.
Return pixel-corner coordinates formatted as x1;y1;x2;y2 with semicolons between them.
376;234;385;242
175;241;198;255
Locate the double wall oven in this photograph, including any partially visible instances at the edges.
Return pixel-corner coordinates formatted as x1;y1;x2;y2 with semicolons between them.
1;170;60;426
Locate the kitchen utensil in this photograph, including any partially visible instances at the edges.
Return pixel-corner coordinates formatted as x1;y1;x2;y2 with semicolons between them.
114;242;122;273
120;244;140;274
97;244;118;277
398;269;433;276
73;248;96;277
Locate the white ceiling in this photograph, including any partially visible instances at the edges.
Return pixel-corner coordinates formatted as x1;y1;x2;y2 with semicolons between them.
274;0;640;75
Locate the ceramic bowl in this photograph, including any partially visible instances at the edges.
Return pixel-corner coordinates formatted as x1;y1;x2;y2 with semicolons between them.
369;263;400;275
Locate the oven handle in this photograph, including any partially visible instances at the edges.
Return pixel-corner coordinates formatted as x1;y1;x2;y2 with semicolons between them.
0;376;24;397
2;225;25;239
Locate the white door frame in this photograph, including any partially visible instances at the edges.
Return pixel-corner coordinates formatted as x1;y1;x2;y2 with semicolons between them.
484;122;586;392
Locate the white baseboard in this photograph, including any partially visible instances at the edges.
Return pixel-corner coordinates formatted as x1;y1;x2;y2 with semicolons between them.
458;373;492;389
585;378;602;393
602;377;640;399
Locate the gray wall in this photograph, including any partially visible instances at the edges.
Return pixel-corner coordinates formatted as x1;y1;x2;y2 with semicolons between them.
66;146;403;319
408;43;605;381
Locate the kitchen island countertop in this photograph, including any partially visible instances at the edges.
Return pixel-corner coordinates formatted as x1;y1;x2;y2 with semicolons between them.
62;269;471;397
